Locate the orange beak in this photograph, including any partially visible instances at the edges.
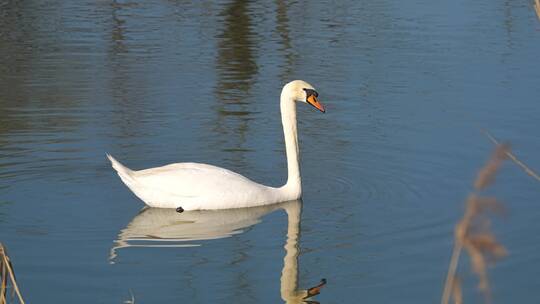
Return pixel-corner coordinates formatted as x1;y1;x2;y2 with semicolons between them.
307;95;325;113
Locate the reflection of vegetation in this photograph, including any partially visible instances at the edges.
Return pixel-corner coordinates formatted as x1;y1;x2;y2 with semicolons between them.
0;243;25;304
0;4;82;185
213;0;260;166
106;1;149;141
0;3;82;148
275;0;296;82
0;3;33;140
110;0;128;55
216;0;258;96
0;201;7;223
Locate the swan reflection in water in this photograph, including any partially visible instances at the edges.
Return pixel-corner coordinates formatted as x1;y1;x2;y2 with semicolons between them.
111;200;325;303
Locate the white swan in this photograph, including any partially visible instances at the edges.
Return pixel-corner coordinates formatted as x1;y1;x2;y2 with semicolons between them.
107;80;325;210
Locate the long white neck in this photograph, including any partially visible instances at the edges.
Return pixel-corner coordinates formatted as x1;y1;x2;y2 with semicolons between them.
280;86;301;198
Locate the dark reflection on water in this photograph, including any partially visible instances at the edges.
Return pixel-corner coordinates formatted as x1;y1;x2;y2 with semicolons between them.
1;0;540;303
212;0;258;167
274;0;297;82
216;0;258;98
109;1;129;56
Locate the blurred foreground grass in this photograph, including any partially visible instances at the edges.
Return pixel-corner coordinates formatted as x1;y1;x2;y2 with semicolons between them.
0;243;24;304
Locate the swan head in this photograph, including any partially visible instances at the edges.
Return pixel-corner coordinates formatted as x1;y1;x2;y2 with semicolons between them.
284;80;325;113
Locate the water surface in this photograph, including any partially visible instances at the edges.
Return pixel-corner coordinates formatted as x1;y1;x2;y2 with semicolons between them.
1;0;540;303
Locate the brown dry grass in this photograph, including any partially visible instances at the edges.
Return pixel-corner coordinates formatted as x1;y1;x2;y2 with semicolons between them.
451;276;463;304
482;130;540;183
473;145;508;190
459;195;507;302
535;0;540;21
441;145;509;304
0;243;24;304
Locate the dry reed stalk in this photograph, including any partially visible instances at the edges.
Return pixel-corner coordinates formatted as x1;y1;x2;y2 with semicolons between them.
459;196;507;303
535;0;540;20
482;130;540;183
0;243;25;304
441;145;509;304
1;261;7;304
451;276;463;304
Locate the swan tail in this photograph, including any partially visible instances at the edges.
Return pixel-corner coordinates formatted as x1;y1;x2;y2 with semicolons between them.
106;153;136;185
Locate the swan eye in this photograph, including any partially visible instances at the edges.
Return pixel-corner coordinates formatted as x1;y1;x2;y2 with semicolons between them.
303;88;318;97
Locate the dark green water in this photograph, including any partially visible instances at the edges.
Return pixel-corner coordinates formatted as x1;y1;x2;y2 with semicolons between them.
1;0;540;303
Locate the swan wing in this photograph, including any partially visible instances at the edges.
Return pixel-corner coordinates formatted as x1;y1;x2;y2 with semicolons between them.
130;163;274;209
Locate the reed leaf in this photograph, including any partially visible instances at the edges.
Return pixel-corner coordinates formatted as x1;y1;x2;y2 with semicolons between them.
0;243;25;304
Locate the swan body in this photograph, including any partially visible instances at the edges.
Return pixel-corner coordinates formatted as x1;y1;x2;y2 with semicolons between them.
107;157;294;209
107;80;325;210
